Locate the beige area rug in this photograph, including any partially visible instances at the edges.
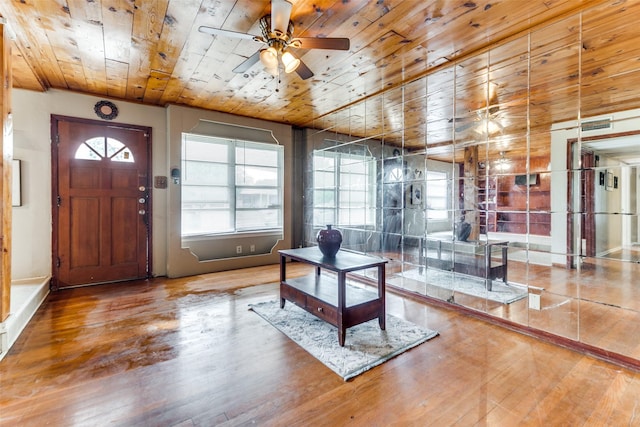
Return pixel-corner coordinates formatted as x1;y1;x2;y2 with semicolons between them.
397;268;528;304
249;300;438;381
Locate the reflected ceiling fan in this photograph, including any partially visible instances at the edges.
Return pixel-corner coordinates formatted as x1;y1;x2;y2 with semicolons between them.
198;0;350;80
449;84;502;134
450;107;501;134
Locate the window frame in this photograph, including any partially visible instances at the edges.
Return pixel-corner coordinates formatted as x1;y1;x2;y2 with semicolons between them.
425;169;450;221
312;146;377;228
180;133;284;238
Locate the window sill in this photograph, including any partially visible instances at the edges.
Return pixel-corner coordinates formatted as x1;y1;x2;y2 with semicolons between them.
182;229;283;242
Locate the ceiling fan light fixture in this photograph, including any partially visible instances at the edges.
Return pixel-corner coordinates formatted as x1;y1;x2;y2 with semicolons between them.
486;119;502;135
200;0;348;80
259;47;279;69
495;151;511;171
282;50;300;73
271;0;293;33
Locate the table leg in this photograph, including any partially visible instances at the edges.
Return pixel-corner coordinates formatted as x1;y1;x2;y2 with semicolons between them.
419;238;425;273
339;327;346;347
502;245;508;283
338;272;346;346
485;245;492;291
378;264;386;330
280;254;286;308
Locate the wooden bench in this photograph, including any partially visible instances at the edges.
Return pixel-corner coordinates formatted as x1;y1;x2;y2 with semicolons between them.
418;237;508;291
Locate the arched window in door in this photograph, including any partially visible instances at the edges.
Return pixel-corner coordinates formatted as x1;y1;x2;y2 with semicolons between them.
74;137;135;163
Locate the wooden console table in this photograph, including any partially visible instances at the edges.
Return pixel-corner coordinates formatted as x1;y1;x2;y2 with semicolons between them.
419;238;508;291
279;247;387;346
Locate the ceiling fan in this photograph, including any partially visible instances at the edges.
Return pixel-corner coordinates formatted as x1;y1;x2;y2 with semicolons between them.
449;83;502;134
450;106;502;134
198;0;350;80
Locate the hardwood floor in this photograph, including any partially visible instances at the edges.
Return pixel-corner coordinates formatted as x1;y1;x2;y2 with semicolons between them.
2;263;640;426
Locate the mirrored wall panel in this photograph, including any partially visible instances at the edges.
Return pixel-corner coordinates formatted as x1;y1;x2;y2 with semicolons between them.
303;2;640;362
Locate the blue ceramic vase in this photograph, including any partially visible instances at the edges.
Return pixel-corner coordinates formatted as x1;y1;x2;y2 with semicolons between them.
317;225;342;258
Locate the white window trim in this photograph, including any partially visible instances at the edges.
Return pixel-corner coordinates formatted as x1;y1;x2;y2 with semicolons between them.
312;146;377;228
181;133;284;238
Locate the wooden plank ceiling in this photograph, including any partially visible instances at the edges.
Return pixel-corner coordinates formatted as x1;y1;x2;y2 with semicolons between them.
0;0;621;152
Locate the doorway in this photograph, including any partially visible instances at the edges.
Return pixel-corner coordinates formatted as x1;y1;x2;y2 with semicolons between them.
51;115;152;289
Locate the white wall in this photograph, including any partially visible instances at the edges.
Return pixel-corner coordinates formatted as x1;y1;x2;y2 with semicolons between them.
12;89;298;281
550;108;640;264
12;89;167;280
165;105;294;278
595;157;623;255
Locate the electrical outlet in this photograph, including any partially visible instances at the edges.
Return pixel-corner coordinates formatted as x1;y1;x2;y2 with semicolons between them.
250;244;255;253
236;245;242;254
529;293;541;310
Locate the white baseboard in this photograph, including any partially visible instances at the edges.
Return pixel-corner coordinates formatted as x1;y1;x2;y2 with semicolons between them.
0;277;50;361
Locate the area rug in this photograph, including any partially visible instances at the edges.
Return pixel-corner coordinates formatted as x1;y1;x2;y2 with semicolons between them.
249;300;438;381
399;268;528;304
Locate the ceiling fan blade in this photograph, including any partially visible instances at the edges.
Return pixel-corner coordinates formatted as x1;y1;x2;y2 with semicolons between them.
271;0;293;33
198;26;258;42
454;121;477;133
293;37;350;50
233;51;262;73
295;60;314;80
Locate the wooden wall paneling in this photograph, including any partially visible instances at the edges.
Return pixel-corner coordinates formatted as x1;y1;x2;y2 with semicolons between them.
65;0;108;94
0;23;12;322
530;14;581;57
105;59;128;99
0;0;63;89
364;97;384;139
0;0;620;131
581;1;640;118
56;60;88;92
100;0;134;64
142;70;171;104
125;0;169;101
491;156;551;236
9;49;45;92
489;39;529;147
162;1;241;107
74;21;109;95
293;0;365;34
184;64;225;107
346;101;367;137
529;33;580;129
148;0;200;75
33;0;89;91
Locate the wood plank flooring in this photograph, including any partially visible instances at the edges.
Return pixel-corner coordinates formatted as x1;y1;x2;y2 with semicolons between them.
1;263;640;426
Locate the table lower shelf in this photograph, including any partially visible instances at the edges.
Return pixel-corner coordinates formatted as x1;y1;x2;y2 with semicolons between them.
280;274;385;345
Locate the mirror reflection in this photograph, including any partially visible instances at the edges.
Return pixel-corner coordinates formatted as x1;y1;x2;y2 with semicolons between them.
303;4;640;363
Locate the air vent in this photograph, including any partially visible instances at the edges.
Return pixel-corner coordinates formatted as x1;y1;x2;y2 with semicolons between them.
581;118;612;132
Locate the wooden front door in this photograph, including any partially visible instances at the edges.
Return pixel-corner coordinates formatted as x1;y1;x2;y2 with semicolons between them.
52;116;151;289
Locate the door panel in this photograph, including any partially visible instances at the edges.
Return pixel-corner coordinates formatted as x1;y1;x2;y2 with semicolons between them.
69;197;100;268
53;117;151;288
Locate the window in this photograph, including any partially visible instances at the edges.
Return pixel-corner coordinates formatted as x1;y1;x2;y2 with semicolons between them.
313;147;376;227
425;170;449;220
75;137;134;162
181;133;283;236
